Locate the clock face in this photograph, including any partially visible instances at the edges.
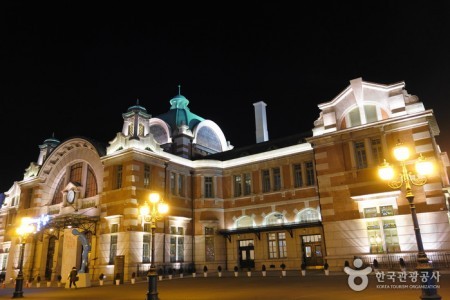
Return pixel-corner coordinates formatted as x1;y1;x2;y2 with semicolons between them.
67;190;75;203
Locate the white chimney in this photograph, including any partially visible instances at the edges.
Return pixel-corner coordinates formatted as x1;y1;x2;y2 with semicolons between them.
253;101;269;143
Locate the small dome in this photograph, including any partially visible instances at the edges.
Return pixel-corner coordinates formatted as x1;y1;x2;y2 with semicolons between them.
170;93;190;109
127;104;148;113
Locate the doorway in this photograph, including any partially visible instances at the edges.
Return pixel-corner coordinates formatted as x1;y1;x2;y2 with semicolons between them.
238;239;255;269
301;234;323;267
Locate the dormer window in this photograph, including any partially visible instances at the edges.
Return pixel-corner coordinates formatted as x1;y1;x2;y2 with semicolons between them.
346;105;379;128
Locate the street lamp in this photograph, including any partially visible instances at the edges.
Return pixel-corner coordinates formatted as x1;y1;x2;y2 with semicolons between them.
140;192;169;300
378;142;441;300
12;217;36;298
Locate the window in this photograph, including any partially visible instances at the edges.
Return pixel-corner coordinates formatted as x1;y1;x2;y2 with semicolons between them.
354;141;368;169
178;175;185;197
138;124;144;136
204;177;213;198
297;208;320;222
111;223;119;233
170;172;176;195
143;223;151;232
364;207;378;218
383;220;400;253
268;232;287;259
109;235;117;264
293;164;303;188
305;161;315;186
85;166;97;198
69;163;83;185
205;227;215;262
143;235;150;263
262;169;270;193
349;108;361;126
380;205;394;217
170;226;184;262
144;165;150;189
233;175;242;197
265;213;284;225
365;105;378;123
244;173;251;195
115;165;123;189
371;138;383;165
272;168;281;191
52;176;65;205
236;216;253;228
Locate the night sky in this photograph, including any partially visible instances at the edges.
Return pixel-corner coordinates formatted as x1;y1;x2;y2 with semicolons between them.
2;2;450;192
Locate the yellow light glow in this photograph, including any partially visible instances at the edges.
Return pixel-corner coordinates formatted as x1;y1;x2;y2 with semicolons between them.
16;218;35;237
378;160;395;180
158;202;169;214
393;143;410;161
149;193;160;204
140;203;150;216
415;154;434;176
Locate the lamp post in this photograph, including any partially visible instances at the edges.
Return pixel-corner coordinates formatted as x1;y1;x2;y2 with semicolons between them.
378;142;441;300
140;192;169;300
12;218;36;298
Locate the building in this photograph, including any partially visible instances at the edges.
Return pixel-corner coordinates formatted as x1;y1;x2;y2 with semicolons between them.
0;78;449;285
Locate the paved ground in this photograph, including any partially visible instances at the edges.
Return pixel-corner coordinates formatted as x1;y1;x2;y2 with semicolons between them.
0;270;448;300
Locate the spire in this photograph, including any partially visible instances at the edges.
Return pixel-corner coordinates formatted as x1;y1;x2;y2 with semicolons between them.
178;85;181;95
136;98;139;105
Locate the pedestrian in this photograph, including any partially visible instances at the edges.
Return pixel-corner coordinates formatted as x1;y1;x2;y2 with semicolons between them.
68;267;78;288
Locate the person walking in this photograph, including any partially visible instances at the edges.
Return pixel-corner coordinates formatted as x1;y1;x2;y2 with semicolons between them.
69;267;78;289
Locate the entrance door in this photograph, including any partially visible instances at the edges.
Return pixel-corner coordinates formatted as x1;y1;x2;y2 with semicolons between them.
238;239;255;269
301;234;323;267
45;236;57;280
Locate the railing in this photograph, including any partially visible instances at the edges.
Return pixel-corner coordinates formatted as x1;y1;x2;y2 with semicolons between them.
358;251;450;270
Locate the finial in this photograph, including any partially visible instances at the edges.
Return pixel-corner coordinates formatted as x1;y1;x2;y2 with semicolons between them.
52;132;55;138
136;98;139;105
178;85;181;95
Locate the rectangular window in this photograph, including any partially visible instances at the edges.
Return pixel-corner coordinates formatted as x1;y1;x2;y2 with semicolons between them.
349;108;361;126
143;235;150;263
244;173;251;195
267;232;287;259
170;172;176;195
367;221;382;254
272;167;281;191
70;162;83;185
293;164;303;188
109;235;118;264
355;141;368;169
111;223;119;233
205;237;215;261
170;235;184;263
233;175;242;197
365;105;378;123
371;138;383;165
143;223;151;232
178;175;184;197
305;161;315;186
262;169;270;193
144;165;150;189
204;177;214;198
364;207;378;218
383;220;400;253
380;205;394;217
115;165;123;189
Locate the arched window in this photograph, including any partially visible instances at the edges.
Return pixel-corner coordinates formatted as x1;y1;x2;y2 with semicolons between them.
85;166;98;198
235;216;254;228
296;208;321;223
52;176;65;205
264;212;285;225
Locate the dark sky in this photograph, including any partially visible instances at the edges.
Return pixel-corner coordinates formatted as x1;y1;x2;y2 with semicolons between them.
2;2;450;192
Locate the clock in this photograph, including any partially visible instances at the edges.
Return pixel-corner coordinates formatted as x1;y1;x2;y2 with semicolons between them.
67;190;75;204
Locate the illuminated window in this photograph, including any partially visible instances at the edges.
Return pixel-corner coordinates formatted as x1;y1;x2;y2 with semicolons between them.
297;208;320;222
128;123;134;136
367;221;382;253
144;165;150;189
170;226;184;262
383;220;400;253
364;207;378;218
265;213;285;225
109;235;117;264
143;235;150;263
355;141;368;169
204;177;213;198
205;227;215;262
267;232;287;259
380;205;394;217
349;108;361;126
371;138;383;164
138;124;144;136
236;216;253;228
